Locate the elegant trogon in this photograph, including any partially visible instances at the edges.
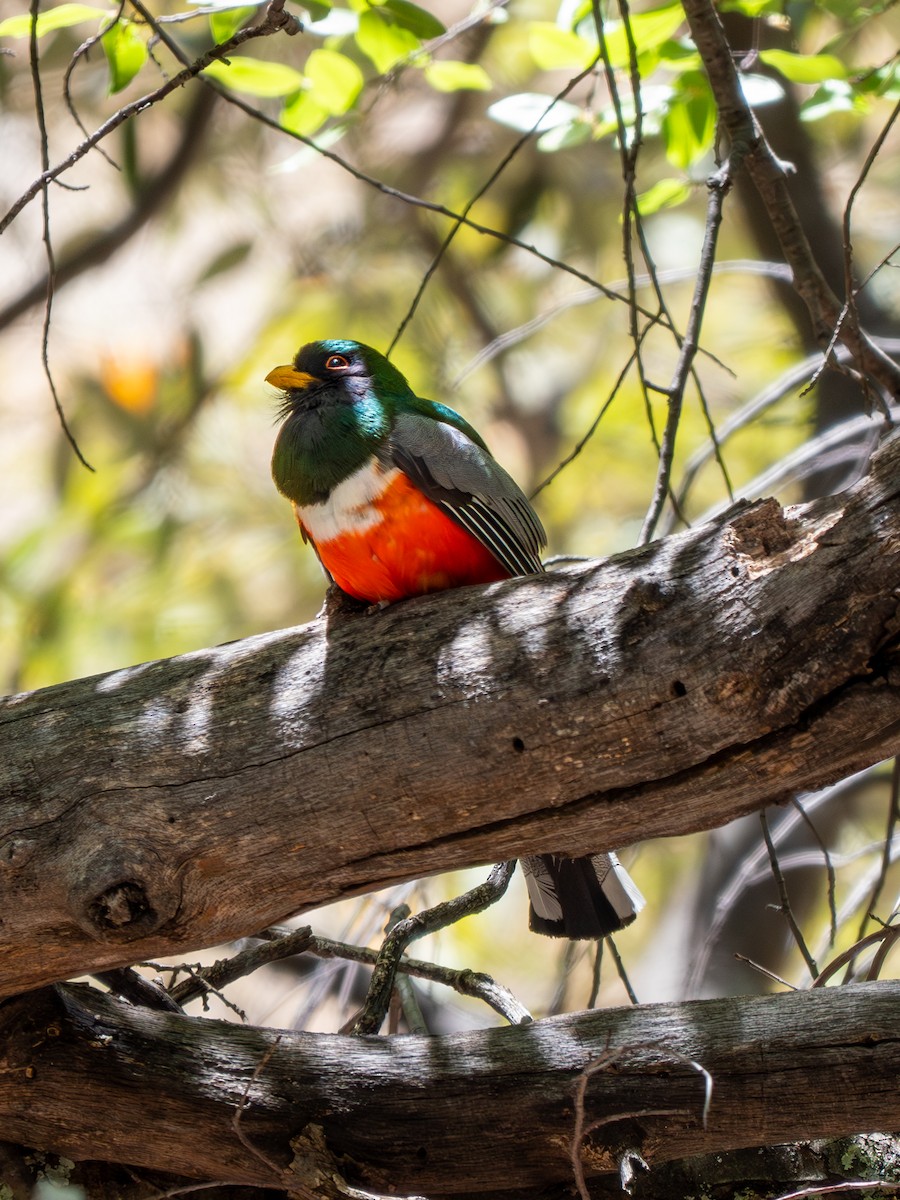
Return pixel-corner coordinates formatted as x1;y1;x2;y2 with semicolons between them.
268;338;644;939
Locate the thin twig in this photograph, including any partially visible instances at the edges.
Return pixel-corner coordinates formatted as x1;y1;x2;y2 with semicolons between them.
231;1036;296;1188
696;404;898;525
168;920;531;1025
97;0;647;332
29;0;94;470
587;939;603;1009
531;343;639;498
605;934;639;1005
62;1;127;167
859;756;900;942
733;953;798;991
454;260;787;387
760;810;819;980
593;0;659;468
866;920;900;981
790;796;838;949
548;939;579;1018
812;924;899;987
832;96;900;413
665;346;850;530
382;904;428;1035
0;87;217;333
772;1180;900;1199
639;150;738;542
387;55;601;356
350;861;517;1035
168;926;315;1006
570;1045;711;1199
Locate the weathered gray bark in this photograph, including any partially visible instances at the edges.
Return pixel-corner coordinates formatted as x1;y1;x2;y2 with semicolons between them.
2;432;900;997
1;980;898;1196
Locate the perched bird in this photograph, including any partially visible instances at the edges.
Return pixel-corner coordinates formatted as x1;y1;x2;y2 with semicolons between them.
268;338;643;938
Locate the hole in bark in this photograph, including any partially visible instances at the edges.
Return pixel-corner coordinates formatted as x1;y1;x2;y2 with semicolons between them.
416;1146;428;1162
671;680;687;697
730;566;740;577
88;881;156;931
512;736;525;753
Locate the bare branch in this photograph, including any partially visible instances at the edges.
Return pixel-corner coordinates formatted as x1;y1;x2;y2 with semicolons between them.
860;757;900;942
639;152;739;544
760;810;819;981
350;861;518;1035
29;0;94;469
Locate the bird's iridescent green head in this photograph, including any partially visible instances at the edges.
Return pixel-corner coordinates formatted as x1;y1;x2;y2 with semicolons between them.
266;339;415;416
268;339;413;506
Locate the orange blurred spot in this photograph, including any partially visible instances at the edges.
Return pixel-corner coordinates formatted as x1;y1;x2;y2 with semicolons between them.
101;355;159;414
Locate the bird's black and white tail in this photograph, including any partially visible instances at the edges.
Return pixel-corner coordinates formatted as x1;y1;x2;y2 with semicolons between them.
522;853;644;939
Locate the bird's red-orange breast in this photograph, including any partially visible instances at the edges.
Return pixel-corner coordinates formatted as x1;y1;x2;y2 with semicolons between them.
294;457;507;603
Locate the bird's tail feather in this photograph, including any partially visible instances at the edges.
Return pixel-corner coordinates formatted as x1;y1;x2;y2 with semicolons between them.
523;852;644;939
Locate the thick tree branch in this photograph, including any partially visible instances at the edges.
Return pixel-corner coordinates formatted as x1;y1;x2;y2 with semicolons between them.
1;981;899;1196
3;432;900;996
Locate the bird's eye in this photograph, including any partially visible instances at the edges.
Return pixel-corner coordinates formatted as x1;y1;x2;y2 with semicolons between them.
325;354;350;371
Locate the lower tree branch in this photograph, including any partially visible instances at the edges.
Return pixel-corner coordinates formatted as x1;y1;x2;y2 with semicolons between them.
1;981;899;1196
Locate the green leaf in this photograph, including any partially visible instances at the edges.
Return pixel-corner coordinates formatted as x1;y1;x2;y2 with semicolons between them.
307;7;358;36
305;47;363;113
487;92;582;133
194;240;253;286
381;0;444;39
424;60;491;92
536;116;592;151
0;3;107;39
102;19;147;92
656;38;700;67
601;4;686;68
717;0;782;13
758;48;848;84
661;70;715;168
636;177;692;214
738;71;784;106
280;89;331;135
203;55;305;96
355;8;419;72
800;79;865;122
302;0;332;19
870;62;900;99
209;6;256;42
528;22;594;69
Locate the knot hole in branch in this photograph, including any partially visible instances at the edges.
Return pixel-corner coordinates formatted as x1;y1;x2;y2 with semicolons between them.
70;844;182;943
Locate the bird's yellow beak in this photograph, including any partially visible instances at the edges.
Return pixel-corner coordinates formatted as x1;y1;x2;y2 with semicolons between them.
265;365;317;390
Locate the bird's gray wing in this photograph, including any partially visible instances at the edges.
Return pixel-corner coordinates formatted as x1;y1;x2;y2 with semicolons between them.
389;410;546;578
